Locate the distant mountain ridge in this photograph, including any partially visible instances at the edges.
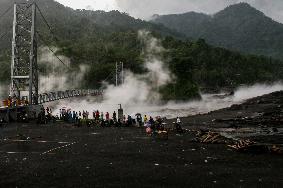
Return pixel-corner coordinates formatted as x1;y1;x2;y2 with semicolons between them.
152;3;283;60
1;0;283;100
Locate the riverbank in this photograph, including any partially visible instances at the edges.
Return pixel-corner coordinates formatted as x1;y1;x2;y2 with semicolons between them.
0;91;282;187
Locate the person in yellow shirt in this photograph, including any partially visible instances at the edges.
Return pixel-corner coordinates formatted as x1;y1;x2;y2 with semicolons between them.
144;115;148;124
143;115;148;127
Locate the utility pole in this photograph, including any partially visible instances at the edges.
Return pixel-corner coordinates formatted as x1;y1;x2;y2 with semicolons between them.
10;2;38;105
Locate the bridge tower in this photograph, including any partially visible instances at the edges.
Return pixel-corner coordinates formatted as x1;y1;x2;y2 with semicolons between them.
115;62;124;86
10;2;38;105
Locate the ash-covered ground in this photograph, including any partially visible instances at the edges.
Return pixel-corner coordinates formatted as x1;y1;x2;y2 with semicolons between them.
0;91;282;188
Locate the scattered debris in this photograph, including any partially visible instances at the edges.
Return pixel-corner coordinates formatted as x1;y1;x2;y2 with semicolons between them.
228;141;283;155
227;139;256;151
194;130;234;144
194;130;283;155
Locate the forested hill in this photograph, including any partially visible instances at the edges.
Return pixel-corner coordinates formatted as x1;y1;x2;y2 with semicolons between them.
152;3;283;60
0;0;183;51
0;0;283;100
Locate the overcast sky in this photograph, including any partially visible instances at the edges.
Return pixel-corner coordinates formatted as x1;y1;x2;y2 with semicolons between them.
55;0;283;23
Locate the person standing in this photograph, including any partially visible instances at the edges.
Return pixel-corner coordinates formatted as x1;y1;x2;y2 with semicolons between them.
106;112;110;121
136;114;142;127
127;115;132;126
95;110;100;121
176;117;183;133
113;111;117;122
123;115;126;125
144;115;148;124
75;112;79;123
87;111;90;119
100;112;104;121
149;117;156;132
177;117;181;124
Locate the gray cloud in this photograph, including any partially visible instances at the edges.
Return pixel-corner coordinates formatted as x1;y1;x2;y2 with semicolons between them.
115;0;283;23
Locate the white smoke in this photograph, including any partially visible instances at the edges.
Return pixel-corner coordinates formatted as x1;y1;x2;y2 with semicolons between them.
101;30;173;105
0;83;9;100
151;82;283;118
51;30;174;114
48;32;283;119
50;82;283;119
38;47;88;93
233;83;283;102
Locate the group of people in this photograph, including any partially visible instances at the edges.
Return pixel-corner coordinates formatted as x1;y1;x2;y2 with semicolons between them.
43;107;184;134
144;115;183;135
37;107;55;124
2;95;28;107
58;109;134;127
57;108;169;127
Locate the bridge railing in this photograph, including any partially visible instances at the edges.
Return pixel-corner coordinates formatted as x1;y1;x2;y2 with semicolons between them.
1;89;104;107
37;89;104;104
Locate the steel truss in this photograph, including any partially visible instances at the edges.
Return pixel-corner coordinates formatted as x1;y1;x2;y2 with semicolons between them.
10;3;38;105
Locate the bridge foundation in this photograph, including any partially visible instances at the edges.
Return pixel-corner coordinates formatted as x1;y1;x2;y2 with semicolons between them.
0;105;43;123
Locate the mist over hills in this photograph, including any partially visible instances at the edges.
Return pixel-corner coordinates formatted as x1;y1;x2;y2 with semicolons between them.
152;3;283;60
0;0;283;100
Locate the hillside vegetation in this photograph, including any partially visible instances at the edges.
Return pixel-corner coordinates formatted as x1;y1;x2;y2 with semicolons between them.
152;3;283;60
0;0;283;100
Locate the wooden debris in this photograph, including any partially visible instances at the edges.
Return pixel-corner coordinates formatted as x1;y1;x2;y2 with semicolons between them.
194;130;283;155
228;140;283;155
194;130;234;144
227;139;256;151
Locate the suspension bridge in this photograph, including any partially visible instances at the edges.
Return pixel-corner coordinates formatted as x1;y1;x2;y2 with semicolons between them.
0;2;124;122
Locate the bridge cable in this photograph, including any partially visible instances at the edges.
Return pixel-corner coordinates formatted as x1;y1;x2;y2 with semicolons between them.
35;5;80;91
0;4;13;22
101;71;115;84
37;31;76;92
0;30;10;41
36;31;71;70
35;4;58;42
35;3;113;92
35;4;72;71
0;22;14;41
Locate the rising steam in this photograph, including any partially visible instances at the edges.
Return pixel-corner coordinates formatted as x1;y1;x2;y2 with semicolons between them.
0;83;9;99
102;30;173;105
51;82;283;119
50;31;283;119
38;47;88;93
51;30;174;114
